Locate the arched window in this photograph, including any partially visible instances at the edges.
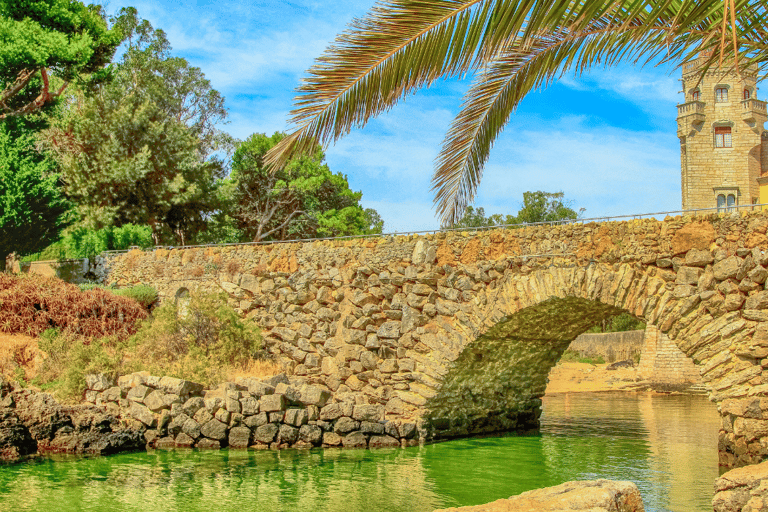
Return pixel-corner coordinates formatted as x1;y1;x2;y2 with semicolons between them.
744;88;752;100
717;194;726;212
715;126;732;148
175;287;190;319
715;87;729;102
727;194;736;211
691;90;700;101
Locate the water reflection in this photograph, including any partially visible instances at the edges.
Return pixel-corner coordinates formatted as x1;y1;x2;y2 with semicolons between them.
0;394;719;512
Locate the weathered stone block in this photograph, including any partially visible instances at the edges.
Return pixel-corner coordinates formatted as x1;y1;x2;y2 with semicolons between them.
129;402;156;427
278;424;299;444
715;256;745;281
342;431;367;448
323;432;342;446
685;249;714;267
676;266;702;285
193;407;214;426
360;421;385;435
284;408;309;427
274;383;301;403
240;396;259;416
398;422;417;439
746;291;768;311
368;435;400;448
157;376;203;397
334;417;360;434
214;408;231;425
196;438;221;450
353;404;384;422
299;424;323;445
300;385;331;407
244;412;268;428
175;432;195;447
144;390;168;412
377;321;401;339
228;427;251;448
182;418;202;439
201;419;228;441
126;384;151;403
260;394;287;412
182;396;205;417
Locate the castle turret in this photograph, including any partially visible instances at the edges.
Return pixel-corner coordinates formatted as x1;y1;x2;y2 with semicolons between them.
677;56;768;210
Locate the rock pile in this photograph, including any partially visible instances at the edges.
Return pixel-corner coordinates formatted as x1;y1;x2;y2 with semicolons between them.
84;372;420;450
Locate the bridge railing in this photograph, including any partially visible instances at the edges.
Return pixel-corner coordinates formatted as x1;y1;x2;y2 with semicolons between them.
100;202;768;256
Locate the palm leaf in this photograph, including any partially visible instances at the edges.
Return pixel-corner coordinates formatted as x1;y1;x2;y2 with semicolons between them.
268;0;768;223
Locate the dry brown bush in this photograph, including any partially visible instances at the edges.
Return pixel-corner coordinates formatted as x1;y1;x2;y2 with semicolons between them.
190;265;204;277
0;273;147;341
226;259;242;275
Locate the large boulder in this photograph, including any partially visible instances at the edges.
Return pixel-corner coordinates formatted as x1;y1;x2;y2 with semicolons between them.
714;460;768;511
433;480;644;512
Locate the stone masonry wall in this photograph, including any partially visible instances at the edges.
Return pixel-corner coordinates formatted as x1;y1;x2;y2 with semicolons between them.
568;330;645;363
95;210;768;467
637;325;703;391
84;372;419;451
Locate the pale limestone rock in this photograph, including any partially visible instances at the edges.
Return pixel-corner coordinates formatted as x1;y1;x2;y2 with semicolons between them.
434;480;644;512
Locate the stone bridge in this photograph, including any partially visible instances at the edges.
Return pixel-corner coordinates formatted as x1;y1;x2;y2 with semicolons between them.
98;210;768;469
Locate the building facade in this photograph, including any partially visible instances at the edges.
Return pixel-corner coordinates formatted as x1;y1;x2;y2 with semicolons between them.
677;56;768;210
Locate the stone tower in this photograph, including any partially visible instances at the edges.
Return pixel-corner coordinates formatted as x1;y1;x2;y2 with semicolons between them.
677;55;768;210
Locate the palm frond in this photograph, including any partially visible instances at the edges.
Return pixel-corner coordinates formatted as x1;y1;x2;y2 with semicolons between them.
268;0;768;224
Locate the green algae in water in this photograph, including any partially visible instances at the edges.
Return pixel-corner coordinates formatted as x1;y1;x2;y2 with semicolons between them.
0;393;719;512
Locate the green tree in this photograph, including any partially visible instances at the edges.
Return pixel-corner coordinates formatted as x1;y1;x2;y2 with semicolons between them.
0;116;71;259
452;206;513;229
264;0;760;224
227;132;382;242
452;191;577;228
515;191;578;224
0;0;119;119
40;9;227;245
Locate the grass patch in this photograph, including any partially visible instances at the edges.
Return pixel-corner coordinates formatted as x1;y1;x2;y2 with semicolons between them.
558;349;606;365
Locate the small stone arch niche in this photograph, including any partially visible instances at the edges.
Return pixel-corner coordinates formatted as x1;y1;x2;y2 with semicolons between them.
175;287;190;319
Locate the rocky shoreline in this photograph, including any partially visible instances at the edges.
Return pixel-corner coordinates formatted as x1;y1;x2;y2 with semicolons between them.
0;379;144;461
0;369;425;464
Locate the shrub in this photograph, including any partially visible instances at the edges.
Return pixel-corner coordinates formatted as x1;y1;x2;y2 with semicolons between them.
36;328;123;399
22;224;154;262
77;283;158;310
0;273;147;340
129;291;261;385
113;284;158;310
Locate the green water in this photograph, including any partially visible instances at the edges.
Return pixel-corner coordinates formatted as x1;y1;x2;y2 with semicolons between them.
0;393;720;512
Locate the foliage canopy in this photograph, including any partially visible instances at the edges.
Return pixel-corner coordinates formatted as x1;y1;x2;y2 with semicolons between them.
452;191;577;228
0;116;71;257
264;0;767;225
226;132;383;241
39;8;228;245
0;0;119;118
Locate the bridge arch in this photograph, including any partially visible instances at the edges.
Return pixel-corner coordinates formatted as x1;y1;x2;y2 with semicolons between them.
99;211;768;468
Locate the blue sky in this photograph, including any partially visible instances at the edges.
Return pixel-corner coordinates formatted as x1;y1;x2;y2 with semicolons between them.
115;0;686;232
